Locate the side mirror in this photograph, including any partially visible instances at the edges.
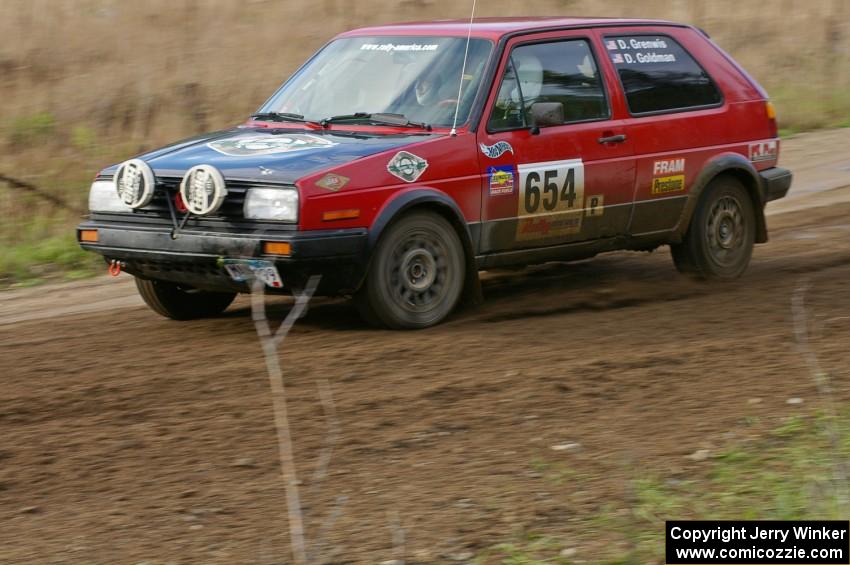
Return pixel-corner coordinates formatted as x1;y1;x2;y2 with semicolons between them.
529;102;564;129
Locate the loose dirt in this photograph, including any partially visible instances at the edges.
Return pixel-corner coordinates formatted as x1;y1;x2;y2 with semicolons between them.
2;130;850;563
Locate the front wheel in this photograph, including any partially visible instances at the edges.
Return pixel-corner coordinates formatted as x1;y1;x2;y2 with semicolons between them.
135;277;236;320
671;176;756;279
355;211;465;329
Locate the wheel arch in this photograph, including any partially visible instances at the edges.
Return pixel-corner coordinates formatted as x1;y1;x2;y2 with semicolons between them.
363;188;482;303
675;153;768;244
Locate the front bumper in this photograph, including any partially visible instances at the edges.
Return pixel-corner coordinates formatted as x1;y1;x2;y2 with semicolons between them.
760;167;792;202
78;218;368;294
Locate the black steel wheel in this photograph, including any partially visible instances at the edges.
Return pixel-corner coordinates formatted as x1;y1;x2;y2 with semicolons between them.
135;277;236;320
356;211;465;329
671;176;755;279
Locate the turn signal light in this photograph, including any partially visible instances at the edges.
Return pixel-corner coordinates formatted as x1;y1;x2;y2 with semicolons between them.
79;229;99;243
765;101;777;120
262;241;291;256
766;101;778;138
321;209;360;221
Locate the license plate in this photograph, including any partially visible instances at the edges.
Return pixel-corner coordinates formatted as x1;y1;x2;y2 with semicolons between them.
222;259;283;288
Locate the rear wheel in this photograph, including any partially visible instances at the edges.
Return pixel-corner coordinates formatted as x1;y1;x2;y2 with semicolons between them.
355;211;465;329
671;176;755;279
135;277;236;320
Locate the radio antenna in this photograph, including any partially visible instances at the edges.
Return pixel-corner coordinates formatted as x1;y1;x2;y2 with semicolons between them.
450;0;477;136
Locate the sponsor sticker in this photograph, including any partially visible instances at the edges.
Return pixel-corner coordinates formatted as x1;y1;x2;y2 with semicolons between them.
607;36;677;65
650;158;687;195
360;43;439;52
315;173;350;192
488;165;515;195
208;134;337;156
652;175;686;194
653;158;686;175
479;141;514;159
516;159;585;241
387;151;428;183
749;140;778;162
585;194;604;217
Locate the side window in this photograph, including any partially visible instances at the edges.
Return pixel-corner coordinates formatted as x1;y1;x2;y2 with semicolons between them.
604;35;722;114
488;39;609;131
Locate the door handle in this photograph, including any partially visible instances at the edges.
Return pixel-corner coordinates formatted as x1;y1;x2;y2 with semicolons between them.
598;134;627;144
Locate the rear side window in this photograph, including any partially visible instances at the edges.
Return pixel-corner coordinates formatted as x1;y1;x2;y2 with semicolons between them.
604;34;722;114
488;39;609;131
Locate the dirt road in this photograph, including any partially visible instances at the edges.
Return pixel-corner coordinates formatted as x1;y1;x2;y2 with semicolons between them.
2;129;850;563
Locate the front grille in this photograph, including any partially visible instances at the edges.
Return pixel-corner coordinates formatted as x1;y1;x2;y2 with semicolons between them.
137;176;255;219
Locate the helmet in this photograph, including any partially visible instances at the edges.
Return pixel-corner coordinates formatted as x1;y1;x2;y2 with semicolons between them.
415;74;441;105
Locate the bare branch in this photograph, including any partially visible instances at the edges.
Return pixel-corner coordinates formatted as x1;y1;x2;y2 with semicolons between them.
272;276;322;347
0;172;85;214
312;494;349;564
791;277;849;515
250;276;322;565
311;378;340;489
388;509;406;564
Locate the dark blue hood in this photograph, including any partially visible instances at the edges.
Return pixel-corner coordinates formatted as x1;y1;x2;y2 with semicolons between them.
105;127;438;184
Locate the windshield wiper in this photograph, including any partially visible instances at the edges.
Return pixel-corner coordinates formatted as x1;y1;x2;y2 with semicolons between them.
250;112;321;127
320;112;431;131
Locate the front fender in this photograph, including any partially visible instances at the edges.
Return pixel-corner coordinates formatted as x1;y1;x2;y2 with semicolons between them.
362;187;482;302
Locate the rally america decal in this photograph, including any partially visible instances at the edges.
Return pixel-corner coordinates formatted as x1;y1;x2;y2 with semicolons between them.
479;141;514;159
488;165;515;195
651;158;686;195
208;134;337;156
749;140;778;162
516;159;585;241
387;151;428;183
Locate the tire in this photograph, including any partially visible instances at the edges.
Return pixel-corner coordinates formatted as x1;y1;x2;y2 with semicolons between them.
355;211;465;329
671;176;756;280
135;277;236;320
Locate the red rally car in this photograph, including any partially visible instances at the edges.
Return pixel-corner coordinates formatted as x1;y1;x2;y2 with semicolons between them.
78;17;792;329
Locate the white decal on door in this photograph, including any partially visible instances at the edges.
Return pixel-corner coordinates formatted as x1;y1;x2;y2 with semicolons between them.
516;159;585;241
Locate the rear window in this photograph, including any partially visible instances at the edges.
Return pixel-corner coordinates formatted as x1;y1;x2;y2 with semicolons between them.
604;34;722;114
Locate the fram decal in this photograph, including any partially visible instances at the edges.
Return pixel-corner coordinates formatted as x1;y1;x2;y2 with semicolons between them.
653;158;686;175
651;158;687;194
208;134;336;156
387;151;428;183
487;165;515;195
749;140;777;162
479;141;514;159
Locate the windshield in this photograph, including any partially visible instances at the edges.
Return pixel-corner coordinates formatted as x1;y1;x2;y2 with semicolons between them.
259;36;493;128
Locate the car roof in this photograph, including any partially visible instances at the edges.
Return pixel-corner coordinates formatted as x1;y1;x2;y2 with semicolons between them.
339;17;686;40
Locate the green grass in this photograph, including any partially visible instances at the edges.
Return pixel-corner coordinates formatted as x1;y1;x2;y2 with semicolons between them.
479;410;850;564
0;232;102;287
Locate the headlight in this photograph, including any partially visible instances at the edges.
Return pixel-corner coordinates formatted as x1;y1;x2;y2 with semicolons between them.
88;180;132;213
243;187;299;222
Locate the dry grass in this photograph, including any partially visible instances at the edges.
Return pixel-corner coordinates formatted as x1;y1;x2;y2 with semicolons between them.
0;0;848;281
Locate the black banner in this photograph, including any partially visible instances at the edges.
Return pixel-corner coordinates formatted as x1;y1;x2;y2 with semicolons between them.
666;520;850;564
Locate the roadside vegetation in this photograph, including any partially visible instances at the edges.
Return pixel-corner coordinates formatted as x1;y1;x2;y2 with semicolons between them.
473;409;850;563
1;0;848;286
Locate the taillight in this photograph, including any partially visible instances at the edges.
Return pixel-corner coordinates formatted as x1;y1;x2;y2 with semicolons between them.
765;101;778;138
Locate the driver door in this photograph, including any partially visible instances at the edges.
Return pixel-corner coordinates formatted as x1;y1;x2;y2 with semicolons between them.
477;32;636;253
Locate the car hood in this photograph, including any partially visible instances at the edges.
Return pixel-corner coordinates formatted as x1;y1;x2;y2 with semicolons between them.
107;127;438;184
